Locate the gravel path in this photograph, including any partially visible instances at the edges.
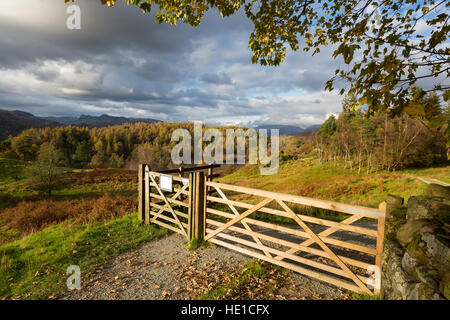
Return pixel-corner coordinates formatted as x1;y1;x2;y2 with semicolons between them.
59;232;350;300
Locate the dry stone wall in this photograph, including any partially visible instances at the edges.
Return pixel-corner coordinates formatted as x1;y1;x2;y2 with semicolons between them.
382;184;450;300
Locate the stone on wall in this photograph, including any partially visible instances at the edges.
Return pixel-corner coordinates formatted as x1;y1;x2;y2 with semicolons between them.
382;195;449;300
383;240;415;299
396;219;428;247
406;196;450;221
421;233;450;277
406;282;443;300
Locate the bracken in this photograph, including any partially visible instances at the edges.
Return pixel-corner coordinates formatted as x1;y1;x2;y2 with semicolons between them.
2;194;137;235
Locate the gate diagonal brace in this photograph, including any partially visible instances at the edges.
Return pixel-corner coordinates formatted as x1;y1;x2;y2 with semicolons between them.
276;199;372;295
205;198;273;242
214;186;273;258
151;180;189;223
149;174;188;238
274;214;362;262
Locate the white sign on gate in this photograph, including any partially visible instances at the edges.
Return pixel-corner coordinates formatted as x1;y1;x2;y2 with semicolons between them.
160;174;173;192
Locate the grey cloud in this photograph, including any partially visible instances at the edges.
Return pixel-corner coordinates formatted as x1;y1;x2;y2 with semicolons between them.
201;72;233;85
0;0;350;127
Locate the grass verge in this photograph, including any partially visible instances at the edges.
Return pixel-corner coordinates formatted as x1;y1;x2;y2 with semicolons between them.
349;291;381;300
0;214;167;300
218;161;450;207
183;238;215;251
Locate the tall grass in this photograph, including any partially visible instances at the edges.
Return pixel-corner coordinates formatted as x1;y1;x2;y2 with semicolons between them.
218;160;450;207
2;194;137;235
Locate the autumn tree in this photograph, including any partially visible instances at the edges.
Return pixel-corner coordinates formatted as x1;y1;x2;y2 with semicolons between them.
74;141;93;168
66;0;450;114
10;130;38;161
27;143;65;196
317;114;337;163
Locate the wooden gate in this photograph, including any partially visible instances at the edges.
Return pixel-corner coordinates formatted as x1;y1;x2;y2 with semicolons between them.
138;164;386;295
138;164;219;239
204;181;386;295
138;164;190;238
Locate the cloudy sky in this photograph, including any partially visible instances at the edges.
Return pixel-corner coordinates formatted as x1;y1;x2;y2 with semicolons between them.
0;0;367;127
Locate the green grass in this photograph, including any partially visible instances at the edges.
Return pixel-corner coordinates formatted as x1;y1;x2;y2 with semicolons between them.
219;160;450;208
0;214;167;300
0;158;27;181
183;238;215;251
0;158;164;299
0;158;136;199
349;291;381;300
0;158;31;196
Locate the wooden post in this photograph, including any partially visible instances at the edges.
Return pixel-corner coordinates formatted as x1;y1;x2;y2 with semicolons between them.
188;171;206;241
207;166;213;201
138;164;146;222
179;165;184;177
144;165;150;225
179;166;185;201
207;166;213;182
374;201;387;295
148;165;152;218
188;172;194;240
197;171;207;241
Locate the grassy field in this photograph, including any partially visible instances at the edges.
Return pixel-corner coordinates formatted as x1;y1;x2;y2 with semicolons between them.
218;158;450;208
0;155;448;300
0;158;167;299
0;158;137;199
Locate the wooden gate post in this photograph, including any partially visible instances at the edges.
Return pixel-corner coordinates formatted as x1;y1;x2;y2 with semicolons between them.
138;164;146;222
375;201;387;295
188;172;194;239
188;171;207;241
144;165;151;224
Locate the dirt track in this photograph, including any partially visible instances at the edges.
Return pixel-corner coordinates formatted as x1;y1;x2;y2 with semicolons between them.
59;233;351;300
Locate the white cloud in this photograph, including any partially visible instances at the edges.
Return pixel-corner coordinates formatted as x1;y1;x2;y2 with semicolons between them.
0;0;348;128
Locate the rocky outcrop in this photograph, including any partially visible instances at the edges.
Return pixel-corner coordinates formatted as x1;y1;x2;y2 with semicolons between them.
382;188;450;300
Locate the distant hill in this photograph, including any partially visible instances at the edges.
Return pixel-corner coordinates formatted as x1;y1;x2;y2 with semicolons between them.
0;109;59;140
0;109;161;140
303;124;321;132
41;114;160;127
255;124;320;135
41;116;78;125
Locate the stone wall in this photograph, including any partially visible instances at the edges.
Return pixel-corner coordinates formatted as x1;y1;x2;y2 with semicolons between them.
382;184;450;300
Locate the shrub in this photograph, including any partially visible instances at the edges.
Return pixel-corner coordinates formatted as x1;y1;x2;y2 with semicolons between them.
2;194;137;235
65;168;136;184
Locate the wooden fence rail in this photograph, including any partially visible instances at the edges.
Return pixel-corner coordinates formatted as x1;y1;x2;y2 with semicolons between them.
138;164;386;295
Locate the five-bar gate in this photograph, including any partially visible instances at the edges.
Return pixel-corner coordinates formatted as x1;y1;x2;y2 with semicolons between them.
138;164;386;295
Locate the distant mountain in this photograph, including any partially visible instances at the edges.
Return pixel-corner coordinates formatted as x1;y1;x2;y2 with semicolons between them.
255;124;320;135
0;109;59;140
255;124;304;135
303;124;321;132
40;116;78;125
0;109;162;140
41;114;160;127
